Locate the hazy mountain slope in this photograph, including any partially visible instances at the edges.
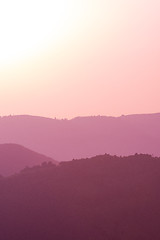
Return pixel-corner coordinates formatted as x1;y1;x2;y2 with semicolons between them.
0;113;160;161
0;154;160;240
0;143;56;176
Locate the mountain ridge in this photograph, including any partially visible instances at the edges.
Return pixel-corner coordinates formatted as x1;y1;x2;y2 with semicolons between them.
0;143;57;176
0;113;160;161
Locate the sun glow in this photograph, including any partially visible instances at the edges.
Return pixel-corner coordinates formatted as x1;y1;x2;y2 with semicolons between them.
0;0;81;66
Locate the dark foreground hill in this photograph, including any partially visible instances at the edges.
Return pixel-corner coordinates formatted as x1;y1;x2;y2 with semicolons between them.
0;113;160;161
0;154;160;240
0;144;57;176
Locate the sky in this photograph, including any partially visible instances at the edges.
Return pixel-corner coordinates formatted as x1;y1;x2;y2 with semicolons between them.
0;0;160;119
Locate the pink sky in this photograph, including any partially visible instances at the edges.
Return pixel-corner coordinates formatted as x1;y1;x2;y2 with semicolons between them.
0;0;160;119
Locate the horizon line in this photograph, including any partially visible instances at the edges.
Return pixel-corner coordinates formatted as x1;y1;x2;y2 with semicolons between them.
0;112;160;121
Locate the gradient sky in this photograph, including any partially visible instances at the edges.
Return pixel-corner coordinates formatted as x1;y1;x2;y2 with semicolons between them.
0;0;160;119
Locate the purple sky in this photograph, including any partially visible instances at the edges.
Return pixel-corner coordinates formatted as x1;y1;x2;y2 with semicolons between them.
0;0;160;119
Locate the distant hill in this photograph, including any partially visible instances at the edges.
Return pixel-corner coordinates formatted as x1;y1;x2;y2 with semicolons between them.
0;153;160;240
0;113;160;161
0;143;56;176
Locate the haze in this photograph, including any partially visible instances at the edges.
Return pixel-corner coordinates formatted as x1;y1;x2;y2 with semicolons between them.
0;0;160;119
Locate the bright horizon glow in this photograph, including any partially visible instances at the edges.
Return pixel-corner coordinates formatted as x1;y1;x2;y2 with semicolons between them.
0;0;82;65
0;0;160;119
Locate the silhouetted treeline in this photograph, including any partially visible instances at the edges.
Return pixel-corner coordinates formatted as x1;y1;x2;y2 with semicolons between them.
0;153;160;240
